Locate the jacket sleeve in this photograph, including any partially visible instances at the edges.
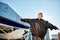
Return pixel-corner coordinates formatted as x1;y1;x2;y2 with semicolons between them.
46;21;58;30
21;18;31;23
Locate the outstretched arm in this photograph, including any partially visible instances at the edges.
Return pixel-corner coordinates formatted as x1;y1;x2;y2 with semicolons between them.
21;18;31;23
47;21;59;30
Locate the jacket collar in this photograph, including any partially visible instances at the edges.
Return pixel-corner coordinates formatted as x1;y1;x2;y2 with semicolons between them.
36;18;43;20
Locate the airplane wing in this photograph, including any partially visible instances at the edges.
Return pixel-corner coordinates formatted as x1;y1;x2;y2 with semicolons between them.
0;16;29;29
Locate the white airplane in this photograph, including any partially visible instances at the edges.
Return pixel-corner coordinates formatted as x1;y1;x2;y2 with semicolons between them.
0;2;30;40
0;23;30;40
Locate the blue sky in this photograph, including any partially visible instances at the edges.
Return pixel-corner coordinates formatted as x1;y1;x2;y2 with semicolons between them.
0;0;60;38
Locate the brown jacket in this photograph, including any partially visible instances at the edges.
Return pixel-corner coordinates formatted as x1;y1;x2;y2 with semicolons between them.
21;18;58;38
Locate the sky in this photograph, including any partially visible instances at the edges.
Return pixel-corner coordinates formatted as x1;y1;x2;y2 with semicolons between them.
0;0;60;38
